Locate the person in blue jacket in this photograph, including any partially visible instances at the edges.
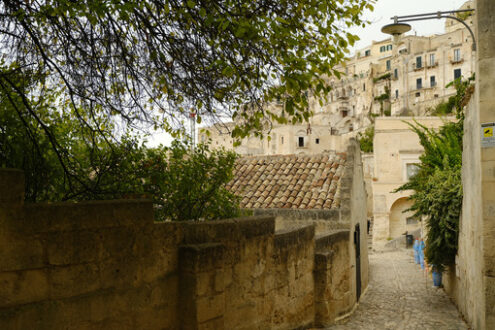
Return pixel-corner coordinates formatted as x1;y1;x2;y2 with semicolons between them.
418;238;426;270
413;237;420;264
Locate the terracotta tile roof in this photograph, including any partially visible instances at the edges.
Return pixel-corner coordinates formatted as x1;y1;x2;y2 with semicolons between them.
227;153;346;210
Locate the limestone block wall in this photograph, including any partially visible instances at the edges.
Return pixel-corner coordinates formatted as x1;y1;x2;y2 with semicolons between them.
0;168;362;329
254;139;369;309
254;208;349;234
314;230;352;327
346;139;369;296
272;226;315;329
443;0;495;328
0;170;182;329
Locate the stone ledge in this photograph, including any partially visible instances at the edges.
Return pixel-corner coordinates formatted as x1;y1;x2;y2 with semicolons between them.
274;225;315;250
315;230;350;252
254;208;341;221
179;243;225;273
180;216;275;244
18;199;154;234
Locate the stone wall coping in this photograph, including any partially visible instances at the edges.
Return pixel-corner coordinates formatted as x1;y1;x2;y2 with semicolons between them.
274;225;315;249
17;199;154;233
179;242;225;272
178;215;276;244
315;230;350;252
253;208;342;221
24;198;153;208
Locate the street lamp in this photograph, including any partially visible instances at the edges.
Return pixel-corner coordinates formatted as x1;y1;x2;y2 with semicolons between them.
381;9;476;51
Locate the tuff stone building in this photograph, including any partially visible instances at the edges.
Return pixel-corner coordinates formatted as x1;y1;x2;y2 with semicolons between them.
201;1;475;157
371;117;455;247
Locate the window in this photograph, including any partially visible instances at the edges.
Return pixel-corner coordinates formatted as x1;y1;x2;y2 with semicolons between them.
406;217;419;225
430;76;436;87
281;136;284;144
454;48;461;62
298;137;304;147
416;78;422;89
363;83;366;91
380;46;386;52
365;49;371;56
386;60;391;71
394;68;398;79
429;53;435;66
416;56;422;68
386;44;392;51
395;89;399;99
315;138;320;144
406;163;420;179
342;110;348;118
454;68;462;80
349;124;354;132
415;92;421;97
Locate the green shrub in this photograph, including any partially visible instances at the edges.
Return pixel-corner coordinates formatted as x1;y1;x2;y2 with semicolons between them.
358;126;374;153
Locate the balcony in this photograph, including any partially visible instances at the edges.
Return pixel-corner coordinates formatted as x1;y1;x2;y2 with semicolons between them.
427;61;439;68
450;58;464;65
412;63;424;72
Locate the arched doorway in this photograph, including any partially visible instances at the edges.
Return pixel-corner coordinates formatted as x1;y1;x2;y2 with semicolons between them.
389;197;419;238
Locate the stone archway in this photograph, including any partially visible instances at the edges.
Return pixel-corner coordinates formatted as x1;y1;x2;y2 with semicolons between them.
389;197;417;238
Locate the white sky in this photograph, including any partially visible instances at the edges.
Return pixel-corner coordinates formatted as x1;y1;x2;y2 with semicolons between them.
147;0;469;147
349;0;469;52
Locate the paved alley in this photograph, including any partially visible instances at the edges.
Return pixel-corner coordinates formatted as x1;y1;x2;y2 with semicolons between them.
326;250;468;330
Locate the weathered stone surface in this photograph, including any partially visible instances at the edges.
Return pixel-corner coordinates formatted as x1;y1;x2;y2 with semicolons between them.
0;143;368;330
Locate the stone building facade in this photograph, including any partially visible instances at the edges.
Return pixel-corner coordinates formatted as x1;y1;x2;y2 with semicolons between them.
200;1;475;157
371;117;455;246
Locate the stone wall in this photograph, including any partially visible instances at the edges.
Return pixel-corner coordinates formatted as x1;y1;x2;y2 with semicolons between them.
0;169;182;329
0;168;361;329
254;208;348;234
372;117;453;247
314;230;352;327
254;139;369;302
443;0;495;328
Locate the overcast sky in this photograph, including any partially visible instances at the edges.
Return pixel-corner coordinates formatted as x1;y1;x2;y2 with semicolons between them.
349;0;469;52
148;0;470;147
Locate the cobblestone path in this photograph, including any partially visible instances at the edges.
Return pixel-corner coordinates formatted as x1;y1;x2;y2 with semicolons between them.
326;250;468;330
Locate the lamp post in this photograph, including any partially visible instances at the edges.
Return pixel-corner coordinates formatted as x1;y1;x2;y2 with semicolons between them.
381;9;476;51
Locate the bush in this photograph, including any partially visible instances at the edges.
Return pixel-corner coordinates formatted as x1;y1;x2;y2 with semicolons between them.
138;141;241;221
358;126;374;153
395;75;474;271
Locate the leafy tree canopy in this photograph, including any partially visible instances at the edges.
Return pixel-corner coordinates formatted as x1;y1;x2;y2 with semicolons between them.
139;140;241;221
0;0;373;139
